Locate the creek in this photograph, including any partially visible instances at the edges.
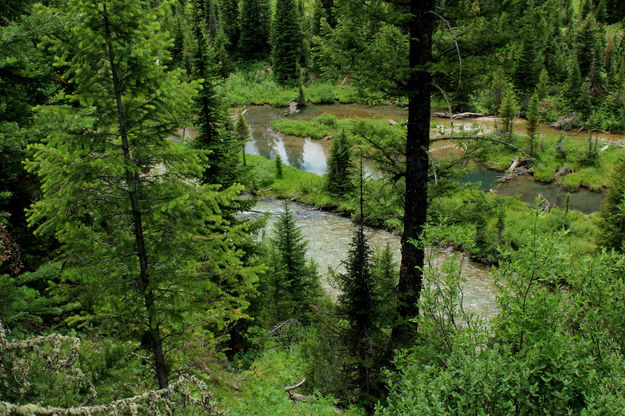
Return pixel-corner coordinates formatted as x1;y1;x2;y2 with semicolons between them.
241;104;609;213
241;198;498;319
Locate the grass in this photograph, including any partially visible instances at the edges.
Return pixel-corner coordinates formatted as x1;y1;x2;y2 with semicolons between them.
218;63;398;107
271;114;405;139
218;65;360;107
215;343;362;416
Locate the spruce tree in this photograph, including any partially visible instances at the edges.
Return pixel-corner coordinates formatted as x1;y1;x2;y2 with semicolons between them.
513;28;543;93
190;0;241;187
219;0;240;53
575;14;602;78
565;54;583;101
271;0;305;85
29;0;257;388
325;131;353;194
263;202;322;324
526;92;540;155
238;0;271;60
499;83;519;142
275;153;284;179
235;113;250;166
598;156;625;251
334;160;389;409
535;68;550;100
485;69;508;114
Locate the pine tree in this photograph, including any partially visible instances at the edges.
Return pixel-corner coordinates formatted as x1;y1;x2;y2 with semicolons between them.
333;160;390;409
235;113;250;166
499;83;519;142
238;0;271;60
575;14;602;78
325;131;353;194
275;153;284;178
565;54;583;101
371;243;397;326
262;202;322;323
29;0;257;388
577;79;594;119
598;156;625;251
526;92;540;155
513;28;543;93
535;68;550;100
485;69;508;114
271;0;305;85
190;0;241;187
219;0;240;53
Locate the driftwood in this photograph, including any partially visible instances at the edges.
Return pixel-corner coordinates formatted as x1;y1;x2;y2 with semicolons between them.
433;112;484;119
498;157;532;183
286;101;301;116
508;157;531;171
269;318;299;335
555;166;575;178
285;378;307;402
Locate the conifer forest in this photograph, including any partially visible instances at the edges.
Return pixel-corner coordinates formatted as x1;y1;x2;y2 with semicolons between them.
5;0;625;414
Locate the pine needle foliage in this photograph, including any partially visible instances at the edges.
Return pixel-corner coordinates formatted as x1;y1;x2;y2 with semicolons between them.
271;0;304;85
260;202;322;325
28;0;258;389
325;131;353;194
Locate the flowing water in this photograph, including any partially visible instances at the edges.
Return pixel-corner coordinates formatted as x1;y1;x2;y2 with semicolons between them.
242;104;608;213
242;198;498;319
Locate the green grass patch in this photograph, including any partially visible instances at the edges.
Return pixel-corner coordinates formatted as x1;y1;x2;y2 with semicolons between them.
218;65;362;107
215;343;362;416
470;133;625;190
271;114;405;139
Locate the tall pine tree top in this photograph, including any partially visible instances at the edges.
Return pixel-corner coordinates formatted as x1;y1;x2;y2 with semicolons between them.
271;0;305;85
29;0;258;388
238;0;271;59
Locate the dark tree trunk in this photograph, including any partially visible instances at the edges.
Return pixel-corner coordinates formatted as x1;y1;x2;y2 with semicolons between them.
102;5;169;389
391;0;434;349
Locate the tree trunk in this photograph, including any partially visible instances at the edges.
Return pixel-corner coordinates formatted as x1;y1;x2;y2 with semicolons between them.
102;5;169;389
391;0;434;349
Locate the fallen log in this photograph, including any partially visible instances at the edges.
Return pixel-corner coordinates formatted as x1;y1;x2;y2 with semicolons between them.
433;112;485;119
285;378;307;402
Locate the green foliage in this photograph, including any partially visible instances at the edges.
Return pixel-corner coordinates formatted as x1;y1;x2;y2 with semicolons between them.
330;224;393;408
271;0;305;85
257;203;323;326
219;0;240;53
598;155;625;251
189;0;243;187
0;261;64;334
238;0;271;60
380;231;625;416
325;131;354;195
275;154;284;179
29;0;259;387
219;66;361;107
526;92;540;155
498;83;519;142
216;344;363;415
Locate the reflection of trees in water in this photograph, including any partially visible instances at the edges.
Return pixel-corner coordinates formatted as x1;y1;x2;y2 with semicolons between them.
283;137;304;169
